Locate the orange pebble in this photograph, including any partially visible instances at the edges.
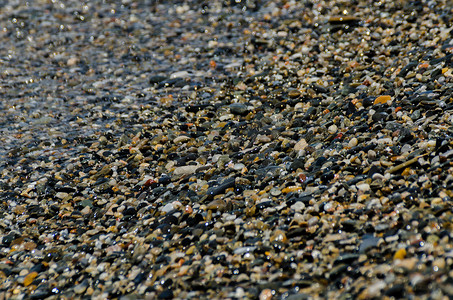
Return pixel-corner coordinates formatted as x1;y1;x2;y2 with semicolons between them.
24;272;38;287
394;248;407;260
418;63;429;69
184;205;193;214
281;186;302;193
374;95;391;105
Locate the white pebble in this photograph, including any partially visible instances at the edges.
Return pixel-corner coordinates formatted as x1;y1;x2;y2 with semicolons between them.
328;124;338;134
290;201;305;212
348;137;358;147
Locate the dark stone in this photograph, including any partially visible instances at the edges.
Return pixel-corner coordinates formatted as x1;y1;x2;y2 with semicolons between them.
358;235;381;253
206;177;235;198
123;207;137;216
289;159;304;172
333;253;360;265
362;97;375;107
385;284;405;298
367;165;383;177
229;103;249;115
397;61;418;77
372;111;388;122
149;75;167;84
311;83;327;93
158;289;174;299
310;157;327;171
2;235;15;247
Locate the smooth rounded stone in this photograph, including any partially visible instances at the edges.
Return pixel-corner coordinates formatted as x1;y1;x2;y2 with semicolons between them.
356;183;370;192
206;177;235;198
432;258;446;270
259;289;274;300
233;163;245;171
328;124;338;134
367;149;377;160
255;134;271;144
74;280;88;294
307;216;319;227
270;230;288;243
374;95;392;105
288;89;301;98
394;258;418;271
294;138;308;151
229;103;249;115
161;203;174;213
23;272;38;287
393;248;407;260
269;188;282;197
290;201;305;212
216;155;230;169
173;135;191;144
173;165;199;176
170;71;190;79
149;75;168;84
206;199;230;212
359;235;382;253
348;137;358;147
233;246;256;255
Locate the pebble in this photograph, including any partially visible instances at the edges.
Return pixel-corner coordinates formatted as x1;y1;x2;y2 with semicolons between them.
348;138;358;148
294;138;308;151
374;95;392;105
394;248;407;260
23;272;38;287
173;165;199;176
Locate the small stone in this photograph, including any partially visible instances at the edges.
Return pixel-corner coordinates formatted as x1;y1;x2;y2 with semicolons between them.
174;135;191;144
356;183;370;192
74;281;88;294
161;203;174;213
394;257;417;270
328;15;360;24
348;137;358;147
282;186;302;193
67;57;79;66
433;258;445;270
206;199;229;212
173;165;198;176
255;134;271;144
259;288;274;300
288;89;301;98
24;242;37;251
170;70;190;79
328;124;338;134
294;138;308;151
367;150;377;160
23;272;38;287
374;95;392;105
270;229;288;243
269;188;281;197
393;248;407;260
290;201;305;212
229;103;249;115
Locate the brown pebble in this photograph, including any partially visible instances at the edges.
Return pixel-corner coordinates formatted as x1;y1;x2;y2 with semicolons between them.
24;242;37;251
24;272;38;287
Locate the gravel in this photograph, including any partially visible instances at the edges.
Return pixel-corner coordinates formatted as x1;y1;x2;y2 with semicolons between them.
1;0;453;299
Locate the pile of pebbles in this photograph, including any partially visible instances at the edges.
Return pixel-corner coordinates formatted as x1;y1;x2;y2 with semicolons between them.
1;0;453;299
